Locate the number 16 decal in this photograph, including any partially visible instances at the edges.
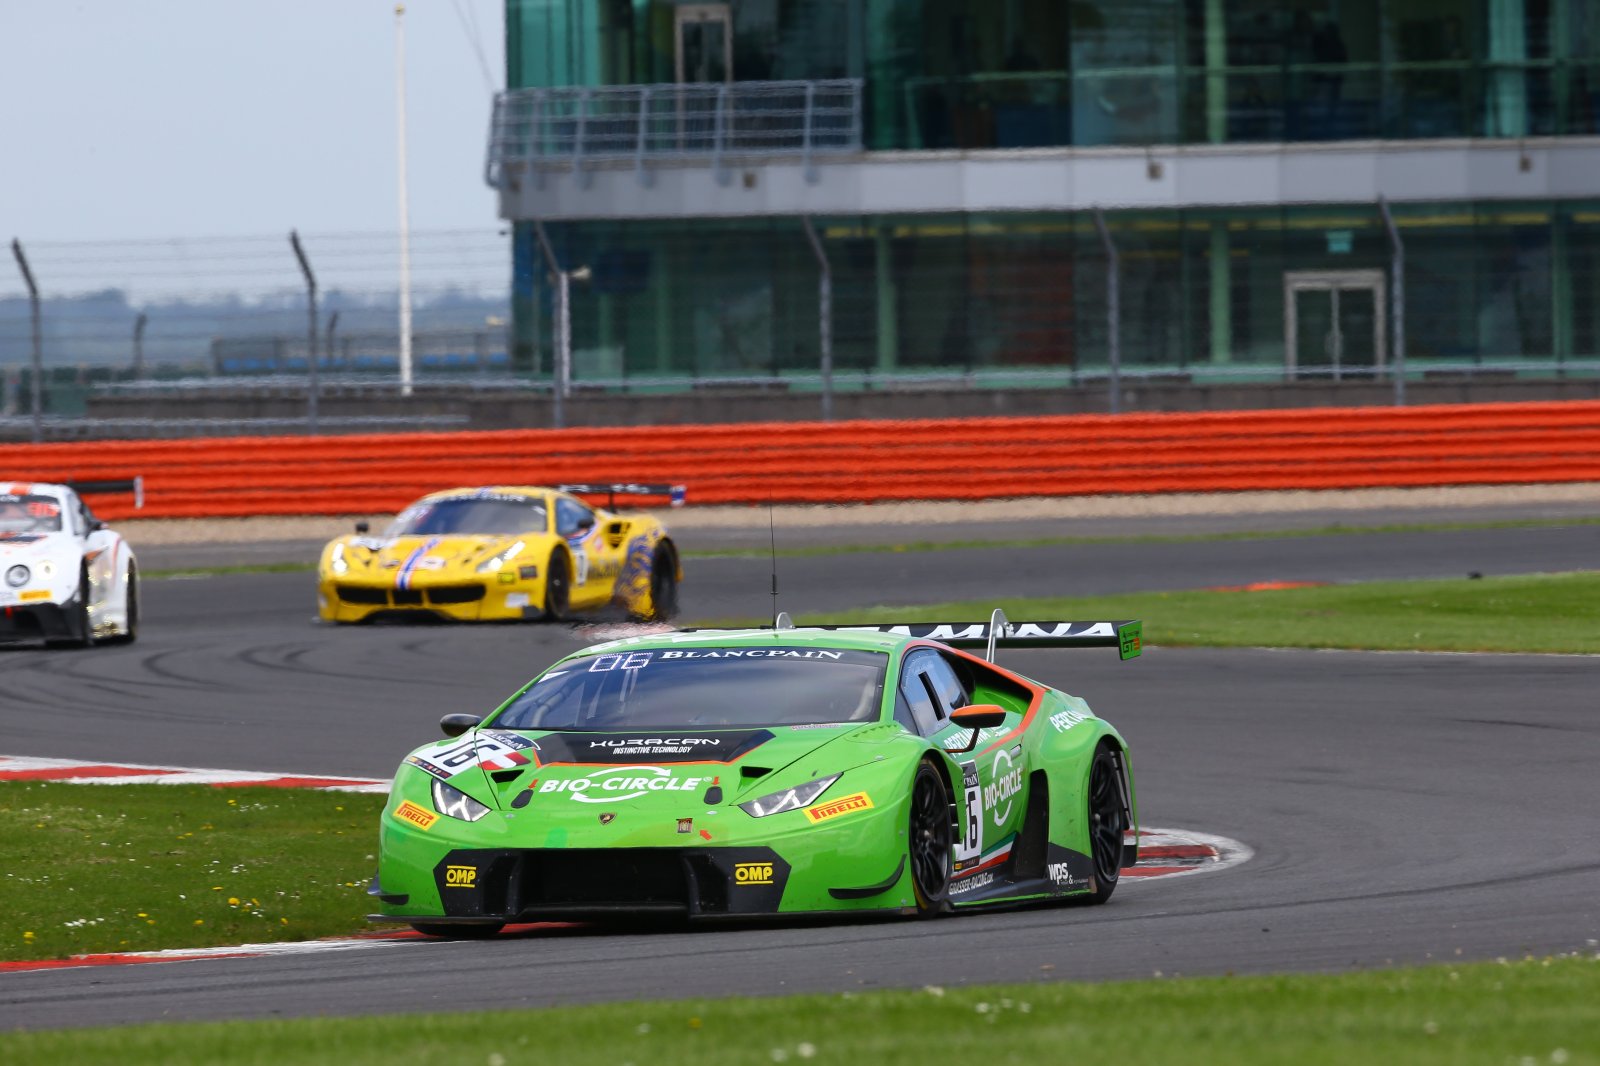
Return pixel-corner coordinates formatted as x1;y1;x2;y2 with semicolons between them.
955;761;983;863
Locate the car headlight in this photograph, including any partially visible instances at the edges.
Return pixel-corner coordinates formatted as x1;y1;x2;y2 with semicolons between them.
475;540;526;574
4;565;29;588
738;774;840;818
328;544;349;575
431;778;491;822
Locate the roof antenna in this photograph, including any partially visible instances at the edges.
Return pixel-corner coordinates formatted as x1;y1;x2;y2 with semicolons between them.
769;500;780;628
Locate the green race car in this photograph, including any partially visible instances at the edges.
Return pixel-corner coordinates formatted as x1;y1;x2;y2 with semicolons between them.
369;611;1142;937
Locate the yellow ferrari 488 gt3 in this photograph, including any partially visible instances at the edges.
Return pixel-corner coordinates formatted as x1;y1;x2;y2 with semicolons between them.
317;484;682;625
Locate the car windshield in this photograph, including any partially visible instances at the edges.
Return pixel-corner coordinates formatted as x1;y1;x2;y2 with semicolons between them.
385;496;546;537
492;646;889;730
0;494;64;535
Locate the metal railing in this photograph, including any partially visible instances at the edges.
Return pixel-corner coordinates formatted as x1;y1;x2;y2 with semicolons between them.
486;80;864;186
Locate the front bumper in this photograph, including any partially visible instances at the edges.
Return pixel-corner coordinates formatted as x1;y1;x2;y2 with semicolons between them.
372;798;914;923
318;577;543;623
0;601;80;643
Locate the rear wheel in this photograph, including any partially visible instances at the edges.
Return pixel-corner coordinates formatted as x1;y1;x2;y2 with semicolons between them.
409;922;505;939
1085;744;1127;904
646;545;678;621
542;551;570;620
908;762;953;917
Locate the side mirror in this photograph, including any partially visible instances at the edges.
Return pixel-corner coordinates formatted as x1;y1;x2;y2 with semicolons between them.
439;713;482;737
944;704;1009;754
575;514;596;532
355;521;370;535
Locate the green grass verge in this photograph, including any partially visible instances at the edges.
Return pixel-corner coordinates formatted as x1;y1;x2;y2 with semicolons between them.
770;570;1600;655
0;782;385;963
3;955;1596;1064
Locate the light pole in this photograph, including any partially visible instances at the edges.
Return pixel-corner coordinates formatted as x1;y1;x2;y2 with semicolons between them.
395;2;415;397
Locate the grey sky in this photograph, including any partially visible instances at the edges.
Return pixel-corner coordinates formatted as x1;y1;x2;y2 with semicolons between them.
1;1;504;246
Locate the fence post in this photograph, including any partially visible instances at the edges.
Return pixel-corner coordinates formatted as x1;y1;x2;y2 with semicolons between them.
132;312;147;380
635;86;653;187
803;82;816;183
1379;196;1406;407
289;230;320;434
1093;210;1122;415
574;87;590;187
713;83;729;185
10;239;43;442
802;217;834;421
534;219;567;429
325;310;341;373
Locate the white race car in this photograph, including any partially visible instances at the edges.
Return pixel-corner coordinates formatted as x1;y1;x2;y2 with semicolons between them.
0;480;140;647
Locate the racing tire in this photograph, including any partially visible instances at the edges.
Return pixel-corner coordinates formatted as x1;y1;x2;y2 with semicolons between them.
105;565;139;645
907;761;954;917
408;922;505;940
1085;743;1127;905
645;545;678;621
542;551;571;621
65;565;94;648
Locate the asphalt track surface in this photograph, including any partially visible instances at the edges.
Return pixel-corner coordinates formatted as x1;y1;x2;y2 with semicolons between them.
2;521;1598;1030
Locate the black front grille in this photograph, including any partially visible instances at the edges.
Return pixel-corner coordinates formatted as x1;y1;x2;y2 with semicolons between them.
392;588;423;606
427;585;485;605
520;850;691;910
336;585;389;605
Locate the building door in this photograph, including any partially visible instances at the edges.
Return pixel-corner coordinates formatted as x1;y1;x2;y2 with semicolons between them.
675;5;732;84
1283;270;1387;380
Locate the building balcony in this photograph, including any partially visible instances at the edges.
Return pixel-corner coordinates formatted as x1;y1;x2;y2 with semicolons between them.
486;79;864;190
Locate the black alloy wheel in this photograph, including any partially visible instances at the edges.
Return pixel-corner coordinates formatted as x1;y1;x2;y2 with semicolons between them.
908;762;953;916
543;551;571;620
1086;744;1127;904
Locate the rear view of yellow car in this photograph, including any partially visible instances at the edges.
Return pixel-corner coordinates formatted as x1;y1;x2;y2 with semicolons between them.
317;484;682;625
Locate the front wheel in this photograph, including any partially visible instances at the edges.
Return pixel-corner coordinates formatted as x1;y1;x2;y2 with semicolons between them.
105;565;139;645
907;762;953;917
542;551;571;621
409;922;505;940
1085;744;1127;905
66;565;94;647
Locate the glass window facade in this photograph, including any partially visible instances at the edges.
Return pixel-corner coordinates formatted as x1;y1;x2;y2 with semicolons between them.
506;0;1600;146
512;203;1600;380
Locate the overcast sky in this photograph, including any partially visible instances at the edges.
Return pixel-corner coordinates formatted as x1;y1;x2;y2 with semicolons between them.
1;1;505;247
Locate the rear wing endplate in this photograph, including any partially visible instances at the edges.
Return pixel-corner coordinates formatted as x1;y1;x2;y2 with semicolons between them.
558;483;686;509
65;476;145;510
777;608;1142;663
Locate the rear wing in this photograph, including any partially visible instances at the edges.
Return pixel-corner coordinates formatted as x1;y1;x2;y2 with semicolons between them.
65;477;145;510
763;608;1143;663
558;483;686;510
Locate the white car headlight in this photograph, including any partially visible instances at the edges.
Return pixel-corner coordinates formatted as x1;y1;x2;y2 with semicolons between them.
328;544;349;575
4;564;29;588
431;778;491;822
476;540;526;573
738;774;840;818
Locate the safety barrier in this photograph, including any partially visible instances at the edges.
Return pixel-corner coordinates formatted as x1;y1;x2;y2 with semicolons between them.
9;399;1600;520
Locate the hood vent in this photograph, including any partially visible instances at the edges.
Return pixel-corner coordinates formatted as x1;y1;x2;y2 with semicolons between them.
739;765;773;780
491;768;525;784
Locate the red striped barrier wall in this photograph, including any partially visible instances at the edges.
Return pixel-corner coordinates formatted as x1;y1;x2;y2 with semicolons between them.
8;399;1600;520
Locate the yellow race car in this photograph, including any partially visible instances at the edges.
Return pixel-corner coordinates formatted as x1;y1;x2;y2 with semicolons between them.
317;484;683;625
